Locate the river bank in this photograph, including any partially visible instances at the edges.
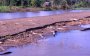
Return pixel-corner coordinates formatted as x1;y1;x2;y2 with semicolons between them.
0;11;90;52
0;6;44;12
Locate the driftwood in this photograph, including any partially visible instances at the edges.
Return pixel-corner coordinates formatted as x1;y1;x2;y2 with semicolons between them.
0;52;12;55
81;28;90;31
85;16;90;18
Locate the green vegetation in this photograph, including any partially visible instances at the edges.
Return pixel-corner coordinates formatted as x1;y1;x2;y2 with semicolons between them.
0;6;10;12
0;0;90;12
73;1;90;8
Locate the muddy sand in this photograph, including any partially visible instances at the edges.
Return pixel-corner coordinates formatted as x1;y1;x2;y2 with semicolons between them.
0;11;90;52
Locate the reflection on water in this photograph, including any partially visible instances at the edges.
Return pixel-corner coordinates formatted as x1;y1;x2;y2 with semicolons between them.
0;10;65;20
0;10;89;20
70;10;90;12
5;30;90;56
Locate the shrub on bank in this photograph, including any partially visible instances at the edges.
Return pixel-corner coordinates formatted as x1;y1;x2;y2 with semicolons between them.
73;1;90;8
0;6;11;12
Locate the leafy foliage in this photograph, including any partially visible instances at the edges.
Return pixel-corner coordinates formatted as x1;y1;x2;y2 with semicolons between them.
73;1;90;8
0;0;90;12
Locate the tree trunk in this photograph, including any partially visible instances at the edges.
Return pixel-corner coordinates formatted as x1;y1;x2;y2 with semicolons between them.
21;0;24;7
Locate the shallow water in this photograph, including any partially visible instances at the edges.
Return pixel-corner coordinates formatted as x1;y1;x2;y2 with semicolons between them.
3;28;90;56
0;10;89;20
81;24;90;28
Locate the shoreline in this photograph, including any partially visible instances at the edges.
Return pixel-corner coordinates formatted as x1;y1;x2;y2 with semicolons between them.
0;11;90;51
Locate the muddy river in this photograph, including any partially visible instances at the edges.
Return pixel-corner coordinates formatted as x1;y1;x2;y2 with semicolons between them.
1;25;90;56
0;10;89;20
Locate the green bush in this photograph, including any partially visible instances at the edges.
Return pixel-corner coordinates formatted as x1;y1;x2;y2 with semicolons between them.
0;6;11;12
73;1;90;8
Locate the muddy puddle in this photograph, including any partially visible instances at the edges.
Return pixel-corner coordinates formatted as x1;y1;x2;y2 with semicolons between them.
1;25;90;56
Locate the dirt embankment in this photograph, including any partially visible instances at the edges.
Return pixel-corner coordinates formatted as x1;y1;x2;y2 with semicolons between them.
0;11;90;52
